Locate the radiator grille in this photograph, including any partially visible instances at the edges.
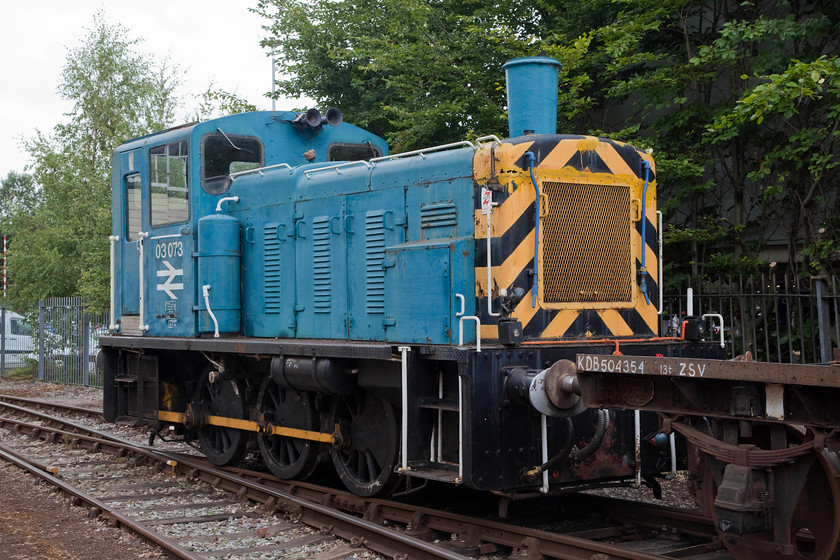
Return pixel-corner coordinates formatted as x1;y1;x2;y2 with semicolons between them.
313;217;332;313
365;211;386;314
541;182;632;303
264;224;281;314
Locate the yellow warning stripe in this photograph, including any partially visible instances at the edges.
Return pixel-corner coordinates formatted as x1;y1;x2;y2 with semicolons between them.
510;289;540;329
472;137;662;340
637;294;661;334
594;142;636;178
473;176;536;239
475;231;535;295
538;139;582;171
597;309;634;336
540;309;580;338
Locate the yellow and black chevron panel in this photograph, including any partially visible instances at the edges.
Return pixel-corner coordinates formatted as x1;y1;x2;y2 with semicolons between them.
473;135;659;341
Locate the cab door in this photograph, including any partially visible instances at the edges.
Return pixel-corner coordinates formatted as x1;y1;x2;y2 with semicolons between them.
143;139;195;337
117;149;143;321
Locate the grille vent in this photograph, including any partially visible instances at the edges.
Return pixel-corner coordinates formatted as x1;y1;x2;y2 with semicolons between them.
313;217;332;312
365;211;386;314
264;224;281;314
541;182;632;303
420;202;457;239
139;355;158;421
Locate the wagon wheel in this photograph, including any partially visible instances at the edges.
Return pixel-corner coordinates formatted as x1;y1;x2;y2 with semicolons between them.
703;447;840;560
256;376;319;480
329;391;401;497
194;370;248;466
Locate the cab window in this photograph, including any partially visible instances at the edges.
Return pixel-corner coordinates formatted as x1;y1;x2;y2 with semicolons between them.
149;140;189;227
125;173;141;241
328;142;382;162
201;132;264;194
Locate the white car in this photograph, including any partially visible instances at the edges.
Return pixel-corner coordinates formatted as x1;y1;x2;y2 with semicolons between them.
2;311;36;369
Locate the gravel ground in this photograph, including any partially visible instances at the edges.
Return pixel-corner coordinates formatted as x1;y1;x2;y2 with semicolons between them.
0;377;700;559
0;378;172;559
0;457;167;560
0;377;104;408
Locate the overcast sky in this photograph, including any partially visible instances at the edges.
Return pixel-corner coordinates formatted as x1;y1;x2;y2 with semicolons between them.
0;1;301;179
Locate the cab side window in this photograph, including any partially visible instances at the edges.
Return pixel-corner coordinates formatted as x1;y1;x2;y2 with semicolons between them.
201;133;264;194
149;140;189;227
125;173;141;241
328;142;381;161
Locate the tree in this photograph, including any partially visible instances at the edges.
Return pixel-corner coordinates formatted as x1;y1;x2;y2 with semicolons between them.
0;172;39;223
257;0;840;278
5;12;180;311
255;0;553;150
190;87;258;121
586;1;840;278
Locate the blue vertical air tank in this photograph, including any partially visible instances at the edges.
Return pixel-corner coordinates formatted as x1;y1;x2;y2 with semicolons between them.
503;56;562;137
197;213;241;334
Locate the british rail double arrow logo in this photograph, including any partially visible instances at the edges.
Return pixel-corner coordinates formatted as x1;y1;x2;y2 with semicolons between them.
156;261;184;299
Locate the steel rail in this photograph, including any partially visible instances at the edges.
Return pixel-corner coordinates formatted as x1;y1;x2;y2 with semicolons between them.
0;443;204;560
0;394;102;418
0;398;720;560
0;402;470;560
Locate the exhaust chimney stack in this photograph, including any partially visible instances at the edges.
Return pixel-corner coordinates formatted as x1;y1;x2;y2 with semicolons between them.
503;56;561;138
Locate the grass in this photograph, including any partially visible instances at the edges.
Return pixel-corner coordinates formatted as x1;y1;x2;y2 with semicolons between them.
2;365;38;380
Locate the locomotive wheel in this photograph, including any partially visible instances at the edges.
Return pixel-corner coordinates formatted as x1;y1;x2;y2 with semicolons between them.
194;371;248;466
329;391;400;497
708;449;840;560
256;376;319;480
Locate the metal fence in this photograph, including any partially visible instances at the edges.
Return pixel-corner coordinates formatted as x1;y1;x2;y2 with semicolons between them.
1;275;838;384
662;273;839;363
0;306;37;373
0;299;108;387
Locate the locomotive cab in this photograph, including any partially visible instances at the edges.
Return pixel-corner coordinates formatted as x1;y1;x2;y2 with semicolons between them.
108;111;388;340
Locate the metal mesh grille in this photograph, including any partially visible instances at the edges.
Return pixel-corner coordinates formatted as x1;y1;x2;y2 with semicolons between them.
140;355;158;421
541;182;632;303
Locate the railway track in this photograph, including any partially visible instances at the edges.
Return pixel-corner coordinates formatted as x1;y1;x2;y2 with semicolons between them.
0;394;730;559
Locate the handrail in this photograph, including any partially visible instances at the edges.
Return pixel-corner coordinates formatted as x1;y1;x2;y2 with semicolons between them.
203;285;220;338
230;137;488;183
229;163;292;181
455;292;481;352
108;235;119;330
303;159;372;179
137;232;150;332
475;135;501;146
702;313;726;348
657;210;663;315
370;141;475;165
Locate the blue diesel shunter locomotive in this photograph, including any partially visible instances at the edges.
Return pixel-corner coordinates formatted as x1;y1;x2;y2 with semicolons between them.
99;57;721;497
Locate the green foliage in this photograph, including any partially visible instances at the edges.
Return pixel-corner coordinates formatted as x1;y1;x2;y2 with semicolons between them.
0;172;40;223
256;0;840;277
5;12;180;311
253;0;613;150
192;88;259;121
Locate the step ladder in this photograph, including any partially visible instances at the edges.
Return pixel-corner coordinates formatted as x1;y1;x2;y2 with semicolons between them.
398;346;463;484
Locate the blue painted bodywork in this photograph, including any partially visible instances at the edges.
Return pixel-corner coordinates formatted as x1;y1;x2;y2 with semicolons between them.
111;111;477;344
197;213;241;334
503;56;561;137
